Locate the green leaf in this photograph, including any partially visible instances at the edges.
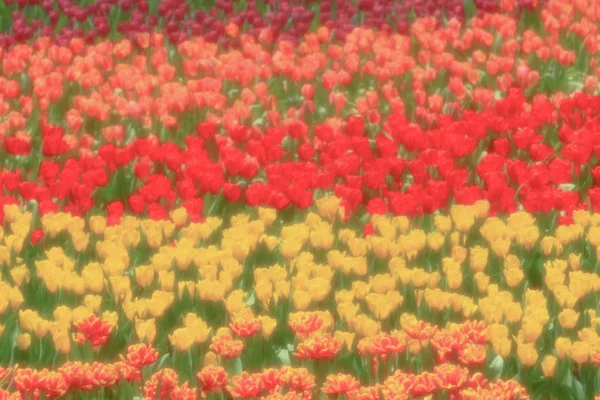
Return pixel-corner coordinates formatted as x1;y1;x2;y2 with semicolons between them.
556;383;577;400
232;357;243;374
464;0;477;20
488;355;504;380
531;380;551;399
276;349;291;365
246;292;256;307
157;353;171;370
559;183;576;191
573;378;585;400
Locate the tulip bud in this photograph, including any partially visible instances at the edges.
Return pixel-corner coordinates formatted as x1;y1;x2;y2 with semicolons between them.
16;333;31;351
434;215;452;234
89;216;107;235
571;341;590;364
517;343;538;367
568;253;581;271
493;337;512;358
259;316;277;338
292;290;311;311
555;337;572;360
204;351;218;367
558;309;579;330
169;207;188;227
53;332;71;354
541;355;557;378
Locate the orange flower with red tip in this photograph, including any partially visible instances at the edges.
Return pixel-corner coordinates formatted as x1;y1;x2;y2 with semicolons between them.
461;378;528;400
466;372;489;390
0;390;20;400
263;392;309;400
410;372;438;397
230;317;261;338
42;371;69;398
13;368;44;398
228;372;264;398
488;379;529;399
379;383;409;400
12;368;43;397
459;320;489;344
170;383;196;400
431;329;467;363
58;362;97;391
384;370;416;393
197;366;228;392
357;332;406;359
143;369;179;400
121;343;159;369
458;343;487;366
322;373;360;395
289;312;323;334
287;368;316;392
433;364;469;392
593;349;600;366
261;368;286;394
74;315;112;349
400;314;438;340
0;368;11;385
114;361;141;382
92;363;119;388
209;333;245;359
294;333;341;360
350;385;380;400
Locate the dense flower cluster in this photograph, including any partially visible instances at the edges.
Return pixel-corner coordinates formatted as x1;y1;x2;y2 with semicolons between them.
0;0;595;224
0;200;598;398
0;0;539;48
0;0;600;398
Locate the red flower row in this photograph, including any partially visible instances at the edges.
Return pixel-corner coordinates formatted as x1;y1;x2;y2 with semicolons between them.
0;90;599;225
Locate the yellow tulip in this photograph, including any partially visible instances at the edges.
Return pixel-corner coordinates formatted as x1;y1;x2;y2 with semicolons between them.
571;341;589;364
292;290;311;311
84;295;102;314
135;318;157;343
541;355;557;378
555;337;572;359
135;265;155;289
352;281;370;300
280;239;302;259
504;268;524;288
469;246;488;273
258;207;277;227
493;337;512;358
169;327;195;352
19;310;39;332
558;309;579;330
170;207;188;227
10;264;30;286
568;253;581;271
16;333;31;351
434;215;452;234
334;331;356;350
259;316;277;338
89;216;107;235
427;232;445;251
517;343;538;367
491;238;511;258
34;319;50;339
159;270;175;292
53;332;71;354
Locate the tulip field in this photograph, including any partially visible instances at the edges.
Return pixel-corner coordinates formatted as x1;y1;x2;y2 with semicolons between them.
2;0;600;398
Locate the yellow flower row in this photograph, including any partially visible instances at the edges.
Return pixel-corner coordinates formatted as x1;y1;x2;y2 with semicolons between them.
0;199;600;371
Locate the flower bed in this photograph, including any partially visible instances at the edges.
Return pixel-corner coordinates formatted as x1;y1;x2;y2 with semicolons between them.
0;0;599;398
